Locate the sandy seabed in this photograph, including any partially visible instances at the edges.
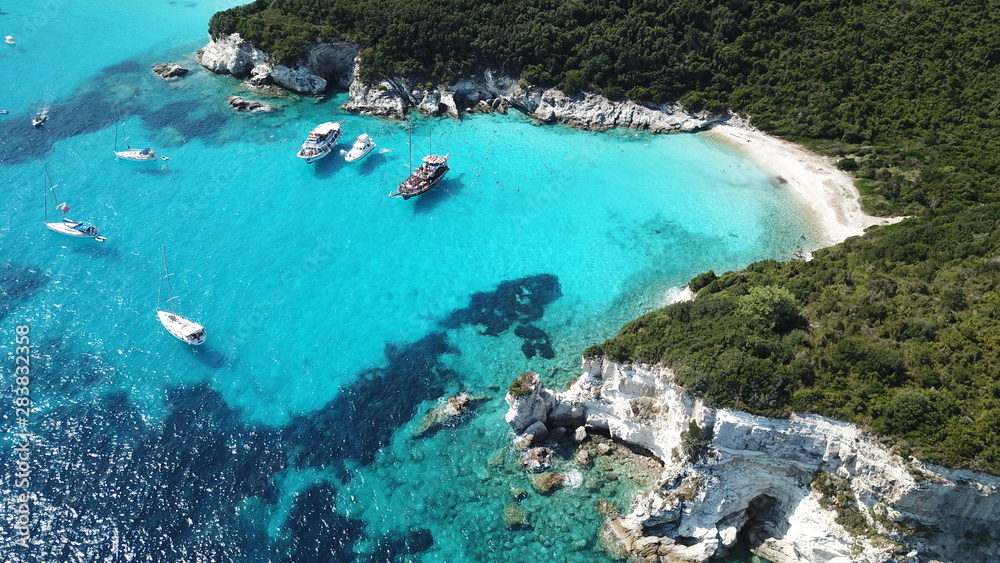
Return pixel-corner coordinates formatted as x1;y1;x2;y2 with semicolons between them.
706;117;904;248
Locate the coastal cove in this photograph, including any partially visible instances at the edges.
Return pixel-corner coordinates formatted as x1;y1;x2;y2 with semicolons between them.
0;3;901;563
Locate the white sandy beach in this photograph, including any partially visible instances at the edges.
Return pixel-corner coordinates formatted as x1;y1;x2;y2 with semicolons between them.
706;117;903;247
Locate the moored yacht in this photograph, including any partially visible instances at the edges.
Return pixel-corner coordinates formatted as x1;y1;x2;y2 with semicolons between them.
115;147;157;161
114;122;156;161
156;244;206;345
390;153;450;200
42;164;107;242
297;121;342;163
344;133;376;163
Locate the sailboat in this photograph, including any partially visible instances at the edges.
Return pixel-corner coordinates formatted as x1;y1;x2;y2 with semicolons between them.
42;164;107;242
156;244;206;345
114;121;157;161
390;126;449;199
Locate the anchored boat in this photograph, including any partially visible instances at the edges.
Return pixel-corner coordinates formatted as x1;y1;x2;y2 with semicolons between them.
42;164;106;242
297;121;343;163
156;244;206;345
344;133;376;163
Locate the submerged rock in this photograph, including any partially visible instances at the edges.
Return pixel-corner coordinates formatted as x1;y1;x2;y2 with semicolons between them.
503;503;530;530
151;63;189;80
518;447;552;473
226;96;275;113
412;392;486;438
529;472;565;495
509;487;527;502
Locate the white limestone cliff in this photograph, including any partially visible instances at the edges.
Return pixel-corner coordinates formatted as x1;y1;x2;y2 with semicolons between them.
198;34;356;95
343;71;721;132
506;358;1000;563
199;36;720;131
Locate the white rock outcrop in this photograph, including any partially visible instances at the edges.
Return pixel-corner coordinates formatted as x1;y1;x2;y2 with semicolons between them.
506;357;1000;563
343;71;721;132
200;36;721;130
198;34;356;95
197;33;267;77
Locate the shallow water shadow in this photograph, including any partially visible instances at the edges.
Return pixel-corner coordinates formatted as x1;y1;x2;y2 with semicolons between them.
68;243;121;259
354;153;383;177
189;344;230;370
313;152;345;179
411;179;458;214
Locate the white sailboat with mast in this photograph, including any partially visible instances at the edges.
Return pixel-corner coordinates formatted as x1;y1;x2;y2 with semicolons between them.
114;121;157;161
156;244;206;345
42;164;107;242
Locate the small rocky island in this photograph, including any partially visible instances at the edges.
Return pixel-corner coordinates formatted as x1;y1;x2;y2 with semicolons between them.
504;363;1000;563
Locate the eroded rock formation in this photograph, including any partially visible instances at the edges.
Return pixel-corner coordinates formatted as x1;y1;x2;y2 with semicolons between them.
505;360;1000;563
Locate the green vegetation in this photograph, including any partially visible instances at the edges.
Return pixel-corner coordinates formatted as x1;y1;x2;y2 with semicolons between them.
210;1;1000;472
507;371;537;397
211;0;1000;215
681;420;714;463
587;203;1000;472
812;472;876;538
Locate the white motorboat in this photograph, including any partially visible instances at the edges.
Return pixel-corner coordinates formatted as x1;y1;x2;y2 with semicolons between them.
32;113;46;127
4;36;14;45
42;165;106;242
114;122;156;161
296;121;342;163
344;133;376;163
156;244;206;345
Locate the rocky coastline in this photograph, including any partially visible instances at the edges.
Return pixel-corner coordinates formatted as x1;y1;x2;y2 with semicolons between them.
197;33;721;132
504;360;1000;563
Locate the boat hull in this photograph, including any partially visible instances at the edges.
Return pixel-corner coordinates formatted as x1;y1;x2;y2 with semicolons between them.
156;310;206;345
345;135;376;163
115;149;157;161
296;148;331;164
45;220;105;241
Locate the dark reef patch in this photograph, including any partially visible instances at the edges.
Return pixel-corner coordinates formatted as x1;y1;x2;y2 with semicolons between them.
441;273;562;336
285;274;563;478
0;274;563;560
283;332;456;478
100;59;145;76
514;323;555;359
0;262;48;322
282;483;366;563
360;528;434;562
0;59;233;165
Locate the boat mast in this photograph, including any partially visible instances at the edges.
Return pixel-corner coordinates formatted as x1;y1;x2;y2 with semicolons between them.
161;244;178;315
43;165;48;222
408;124;413;171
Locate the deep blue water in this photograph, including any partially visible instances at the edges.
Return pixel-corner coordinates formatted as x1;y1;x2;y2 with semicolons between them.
0;1;803;560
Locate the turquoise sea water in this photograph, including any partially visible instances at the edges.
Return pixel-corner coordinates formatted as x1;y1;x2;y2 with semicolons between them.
0;1;807;560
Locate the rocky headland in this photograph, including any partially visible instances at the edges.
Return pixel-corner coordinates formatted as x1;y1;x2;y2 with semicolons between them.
197;33;721;132
505;361;1000;563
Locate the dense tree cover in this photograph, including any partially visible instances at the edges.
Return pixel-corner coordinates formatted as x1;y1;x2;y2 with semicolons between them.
587;203;1000;473
209;1;1000;472
210;0;1000;214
